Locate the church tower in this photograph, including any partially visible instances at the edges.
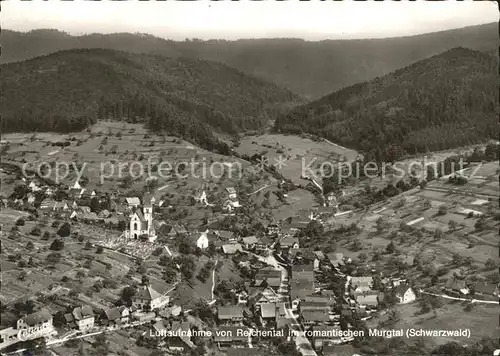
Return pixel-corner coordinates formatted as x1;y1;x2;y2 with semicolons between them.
143;192;153;235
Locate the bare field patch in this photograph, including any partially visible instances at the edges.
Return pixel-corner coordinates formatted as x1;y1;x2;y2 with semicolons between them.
236;133;359;182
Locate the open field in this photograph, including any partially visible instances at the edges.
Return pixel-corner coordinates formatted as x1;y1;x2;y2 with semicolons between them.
368;301;499;348
2;121;250;194
235;133;359;183
331;161;499;303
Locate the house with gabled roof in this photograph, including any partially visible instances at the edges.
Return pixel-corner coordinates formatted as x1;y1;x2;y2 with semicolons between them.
132;285;168;311
280;236;300;250
26;193;36;204
223;199;241;212
301;310;330;325
80;206;91;214
241;235;258;248
222;243;243;255
266;221;281;236
356;293;379;310
69;187;86;199
28;181;42;192
65;306;94;331
473;282;498;299
225;187;237;200
301;295;335;310
81;212;98;222
98;209;111;219
255;267;282;291
164;321;195;352
291;275;315;305
327;252;344;267
0;326;18;349
17;309;55;339
165;224;188;238
256;236;275;250
53;200;69;211
444;277;469;295
259;303;287;327
125;197;141;208
103;306;129;326
217;305;244;325
216;230;236;241
39;198;56;210
393;284;416;304
288;248;316;266
247;286;281;312
314;206;337;220
350;277;373;293
189;230;209;249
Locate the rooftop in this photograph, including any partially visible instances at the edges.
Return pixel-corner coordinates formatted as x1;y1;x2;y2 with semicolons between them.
135;285;161;301
218;305;244;319
126;197;141;206
22;309;52;326
222;243;243;254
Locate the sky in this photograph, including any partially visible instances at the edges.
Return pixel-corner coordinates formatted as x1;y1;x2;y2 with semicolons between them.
2;0;498;41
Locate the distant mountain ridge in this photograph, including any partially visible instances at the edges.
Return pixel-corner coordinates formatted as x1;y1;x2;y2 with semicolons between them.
274;47;499;162
0;48;301;153
1;22;498;98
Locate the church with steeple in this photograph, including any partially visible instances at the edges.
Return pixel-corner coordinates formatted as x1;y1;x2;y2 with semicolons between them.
126;192;157;242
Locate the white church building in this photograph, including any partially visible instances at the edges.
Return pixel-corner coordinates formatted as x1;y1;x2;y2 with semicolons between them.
124;193;157;242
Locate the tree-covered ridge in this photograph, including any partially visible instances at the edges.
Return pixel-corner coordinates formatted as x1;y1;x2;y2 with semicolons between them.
0;49;302;152
1;22;497;98
274;47;499;162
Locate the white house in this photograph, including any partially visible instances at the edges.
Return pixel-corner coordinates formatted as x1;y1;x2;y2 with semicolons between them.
394;285;416;304
223;199;241;212
53;201;69;211
225;187;237;200
28;181;42;192
27;194;36;204
195;230;209;249
16;309;55;341
65;306;94;331
0;327;18;349
324;192;339;208
126;197;141;208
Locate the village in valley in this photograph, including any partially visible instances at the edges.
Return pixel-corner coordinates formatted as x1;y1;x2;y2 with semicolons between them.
0;121;498;356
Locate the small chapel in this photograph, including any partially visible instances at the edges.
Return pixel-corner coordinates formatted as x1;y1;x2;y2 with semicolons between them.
126;193;157;242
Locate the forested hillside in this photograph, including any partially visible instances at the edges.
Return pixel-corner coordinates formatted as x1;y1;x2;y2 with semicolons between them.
0;49;301;153
1;22;497;98
274;47;498;162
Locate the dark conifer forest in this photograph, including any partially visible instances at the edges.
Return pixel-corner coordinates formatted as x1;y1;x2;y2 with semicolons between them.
274;48;498;161
0;49;301;153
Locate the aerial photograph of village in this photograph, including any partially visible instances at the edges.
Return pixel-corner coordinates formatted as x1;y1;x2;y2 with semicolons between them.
0;1;498;356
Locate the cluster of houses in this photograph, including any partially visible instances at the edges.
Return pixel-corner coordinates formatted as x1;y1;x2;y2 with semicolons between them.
0;284;171;350
444;276;499;300
185;206;337;257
